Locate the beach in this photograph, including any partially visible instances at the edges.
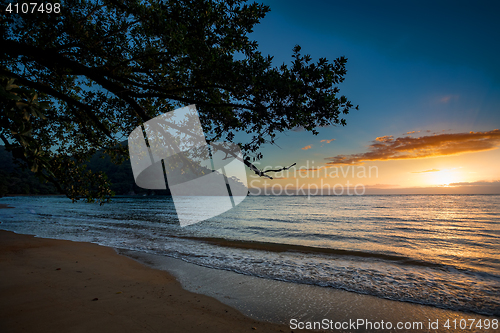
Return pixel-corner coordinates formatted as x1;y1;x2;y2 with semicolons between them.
0;230;294;333
2;232;498;333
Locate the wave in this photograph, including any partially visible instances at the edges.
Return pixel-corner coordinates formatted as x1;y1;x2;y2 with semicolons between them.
175;235;444;267
170;235;500;281
144;236;500;317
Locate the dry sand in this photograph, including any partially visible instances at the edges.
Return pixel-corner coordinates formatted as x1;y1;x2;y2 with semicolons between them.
0;230;298;333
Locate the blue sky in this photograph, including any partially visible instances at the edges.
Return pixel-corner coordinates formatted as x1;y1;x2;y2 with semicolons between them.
245;0;500;194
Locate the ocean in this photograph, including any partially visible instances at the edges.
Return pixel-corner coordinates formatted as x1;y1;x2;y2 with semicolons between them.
0;194;498;317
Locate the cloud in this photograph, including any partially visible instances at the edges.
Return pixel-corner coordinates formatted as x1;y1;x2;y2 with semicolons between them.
363;180;500;195
411;169;440;173
320;139;336;144
405;131;421;135
375;135;394;142
439;94;459;103
298;168;320;172
326;129;500;165
448;180;500;187
363;184;400;189
301;145;312;150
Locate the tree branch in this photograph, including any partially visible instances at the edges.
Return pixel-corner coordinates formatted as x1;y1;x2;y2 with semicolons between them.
2;39;153;122
0;68;113;138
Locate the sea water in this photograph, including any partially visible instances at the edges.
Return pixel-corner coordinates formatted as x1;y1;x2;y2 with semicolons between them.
0;194;498;316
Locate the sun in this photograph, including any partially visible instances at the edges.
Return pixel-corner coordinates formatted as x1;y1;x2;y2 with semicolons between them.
427;169;461;186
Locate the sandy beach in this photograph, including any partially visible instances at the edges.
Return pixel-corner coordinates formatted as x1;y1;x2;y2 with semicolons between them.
0;230;296;333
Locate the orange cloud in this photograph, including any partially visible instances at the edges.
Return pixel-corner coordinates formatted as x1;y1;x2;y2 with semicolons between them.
326;129;500;165
320;139;336;144
363;180;500;194
301;145;312;150
406;131;421;135
449;180;500;187
299;168;318;172
375;135;394;142
363;184;400;189
411;169;440;173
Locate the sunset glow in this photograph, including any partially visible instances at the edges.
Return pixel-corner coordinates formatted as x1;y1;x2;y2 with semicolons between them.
425;169;462;187
241;0;500;195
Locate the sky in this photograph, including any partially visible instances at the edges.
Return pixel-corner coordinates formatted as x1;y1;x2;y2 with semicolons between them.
244;0;500;194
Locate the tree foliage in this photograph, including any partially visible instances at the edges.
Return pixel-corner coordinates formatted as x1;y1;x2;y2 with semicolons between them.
1;0;357;203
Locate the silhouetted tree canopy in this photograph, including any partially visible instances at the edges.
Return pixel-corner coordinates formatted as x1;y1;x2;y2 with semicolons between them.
1;0;357;203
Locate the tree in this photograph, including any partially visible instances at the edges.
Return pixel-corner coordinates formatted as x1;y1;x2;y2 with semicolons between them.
0;0;357;203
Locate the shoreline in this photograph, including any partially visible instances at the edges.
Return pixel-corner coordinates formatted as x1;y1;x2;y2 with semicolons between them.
120;249;499;326
0;230;295;333
1;232;498;333
1;201;498;332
